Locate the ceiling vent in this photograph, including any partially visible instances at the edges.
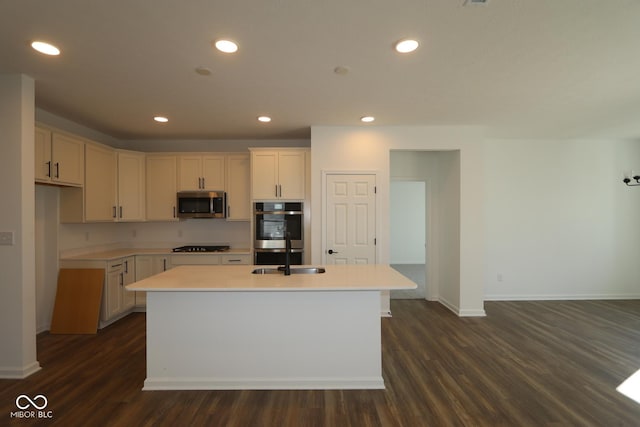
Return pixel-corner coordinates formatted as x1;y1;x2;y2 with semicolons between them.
463;0;489;5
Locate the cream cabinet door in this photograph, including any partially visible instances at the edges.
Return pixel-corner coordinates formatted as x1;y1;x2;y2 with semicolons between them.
226;154;250;220
146;155;177;221
178;155;225;191
34;126;53;182
278;151;305;200
251;151;278;199
177;155;202;190
122;256;136;309
117;151;146;221
51;133;85;186
202;155;225;190
105;263;123;320
85;143;117;221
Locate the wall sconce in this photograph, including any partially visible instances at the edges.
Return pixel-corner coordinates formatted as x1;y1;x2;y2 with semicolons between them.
623;174;640;186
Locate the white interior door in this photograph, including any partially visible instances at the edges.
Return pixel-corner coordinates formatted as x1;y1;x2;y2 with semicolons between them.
325;174;376;264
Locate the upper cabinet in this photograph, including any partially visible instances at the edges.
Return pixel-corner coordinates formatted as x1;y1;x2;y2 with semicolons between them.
63;143;145;223
116;150;146;221
226;154;250;221
146;154;178;221
35;126;84;186
178;154;225;191
84;143;117;221
250;149;306;200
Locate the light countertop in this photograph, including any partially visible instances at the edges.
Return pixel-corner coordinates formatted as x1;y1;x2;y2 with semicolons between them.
126;264;417;292
61;248;251;261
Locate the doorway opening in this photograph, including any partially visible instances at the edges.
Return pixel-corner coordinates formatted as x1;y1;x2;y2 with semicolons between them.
390;180;426;299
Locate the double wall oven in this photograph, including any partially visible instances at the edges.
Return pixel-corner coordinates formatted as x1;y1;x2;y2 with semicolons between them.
254;202;303;265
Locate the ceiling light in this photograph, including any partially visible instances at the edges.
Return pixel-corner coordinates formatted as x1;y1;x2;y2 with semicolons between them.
394;39;419;54
31;41;60;56
214;39;238;53
153;116;168;123
257;116;272;123
360;116;375;123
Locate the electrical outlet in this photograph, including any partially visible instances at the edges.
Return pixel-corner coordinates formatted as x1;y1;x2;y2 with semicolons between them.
0;231;14;246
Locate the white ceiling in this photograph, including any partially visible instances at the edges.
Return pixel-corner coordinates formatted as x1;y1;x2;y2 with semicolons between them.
2;0;640;141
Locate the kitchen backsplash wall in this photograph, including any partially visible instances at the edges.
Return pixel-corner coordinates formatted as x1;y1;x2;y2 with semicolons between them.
59;220;251;255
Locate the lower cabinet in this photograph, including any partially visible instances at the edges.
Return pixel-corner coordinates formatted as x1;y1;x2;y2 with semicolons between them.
60;252;250;326
134;255;172;307
60;256;136;328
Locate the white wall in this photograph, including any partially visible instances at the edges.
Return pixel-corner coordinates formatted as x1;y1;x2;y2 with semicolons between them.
35;185;59;333
390;181;425;264
0;74;40;378
484;138;640;299
311;126;486;316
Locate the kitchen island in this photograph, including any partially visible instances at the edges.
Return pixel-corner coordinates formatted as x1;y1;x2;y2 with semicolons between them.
126;264;416;390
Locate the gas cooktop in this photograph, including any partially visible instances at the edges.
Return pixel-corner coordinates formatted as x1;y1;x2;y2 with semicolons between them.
172;245;230;253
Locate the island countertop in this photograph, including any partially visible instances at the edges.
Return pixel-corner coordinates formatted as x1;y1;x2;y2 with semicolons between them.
126;264;417;292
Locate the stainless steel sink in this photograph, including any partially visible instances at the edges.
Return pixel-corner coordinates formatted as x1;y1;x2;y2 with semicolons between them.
251;267;326;275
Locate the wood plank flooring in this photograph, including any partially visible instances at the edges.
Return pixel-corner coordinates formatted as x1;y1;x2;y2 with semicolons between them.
1;300;639;426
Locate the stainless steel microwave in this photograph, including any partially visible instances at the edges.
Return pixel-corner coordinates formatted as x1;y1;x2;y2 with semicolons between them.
177;191;226;218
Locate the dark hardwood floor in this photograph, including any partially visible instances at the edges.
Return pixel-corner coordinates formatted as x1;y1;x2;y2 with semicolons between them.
1;300;639;426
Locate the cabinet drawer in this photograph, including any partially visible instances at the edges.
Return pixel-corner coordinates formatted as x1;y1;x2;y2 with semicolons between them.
170;255;221;265
220;254;250;265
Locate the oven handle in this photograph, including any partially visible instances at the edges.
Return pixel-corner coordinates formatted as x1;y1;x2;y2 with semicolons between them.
254;248;304;253
254;210;303;215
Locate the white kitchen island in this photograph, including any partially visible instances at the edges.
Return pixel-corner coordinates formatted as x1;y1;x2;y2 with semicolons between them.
126;264;416;391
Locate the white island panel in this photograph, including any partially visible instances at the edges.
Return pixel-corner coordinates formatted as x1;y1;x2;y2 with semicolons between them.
145;290;383;390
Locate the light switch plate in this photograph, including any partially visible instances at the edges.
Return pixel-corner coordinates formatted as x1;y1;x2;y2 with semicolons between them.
0;231;15;246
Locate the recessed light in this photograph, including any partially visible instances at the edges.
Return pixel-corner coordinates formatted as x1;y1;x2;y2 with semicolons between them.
360;116;375;123
31;41;60;56
214;39;238;53
257;116;272;123
153;116;168;123
394;39;419;54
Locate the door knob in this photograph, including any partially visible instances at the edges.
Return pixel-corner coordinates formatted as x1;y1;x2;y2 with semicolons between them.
328;249;339;254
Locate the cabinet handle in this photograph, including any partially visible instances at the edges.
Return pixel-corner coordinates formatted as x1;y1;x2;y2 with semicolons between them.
120;272;124;286
227;206;231;217
55;162;60;178
202;177;205;189
279;184;282;198
124;260;128;274
112;206;117;218
119;206;123;218
46;161;51;178
111;263;123;268
163;259;167;271
173;206;176;218
275;185;278;197
227;259;242;263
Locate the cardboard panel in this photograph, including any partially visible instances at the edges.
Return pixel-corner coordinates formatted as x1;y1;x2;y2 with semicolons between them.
50;268;104;334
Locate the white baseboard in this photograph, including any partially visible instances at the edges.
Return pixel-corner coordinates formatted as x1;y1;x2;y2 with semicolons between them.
485;294;640;301
0;361;41;379
143;376;385;391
